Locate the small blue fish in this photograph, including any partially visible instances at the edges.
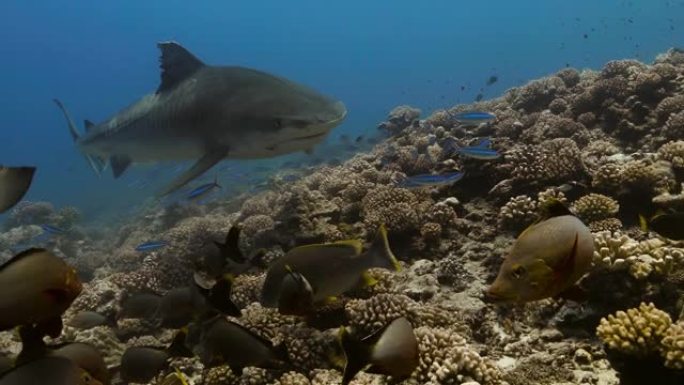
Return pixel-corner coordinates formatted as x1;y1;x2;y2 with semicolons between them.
444;138;501;160
187;177;221;200
135;241;168;252
451;111;496;126
41;224;66;235
397;171;465;189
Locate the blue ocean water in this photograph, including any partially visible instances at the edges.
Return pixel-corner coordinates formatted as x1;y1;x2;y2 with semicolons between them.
1;0;682;221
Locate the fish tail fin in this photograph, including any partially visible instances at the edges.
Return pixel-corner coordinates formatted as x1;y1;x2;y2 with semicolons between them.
339;327;371;385
53;99;106;176
639;214;649;232
167;328;193;358
365;224;401;272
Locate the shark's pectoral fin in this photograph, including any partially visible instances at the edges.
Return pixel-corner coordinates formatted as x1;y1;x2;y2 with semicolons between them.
156;41;206;94
157;148;228;197
110;155;132;178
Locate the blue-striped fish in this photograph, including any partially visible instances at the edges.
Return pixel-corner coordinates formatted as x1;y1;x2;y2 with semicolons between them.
445;138;500;160
135;241;168;252
397;171;465;189
187;177;221;200
41;224;66;235
450;111;496;126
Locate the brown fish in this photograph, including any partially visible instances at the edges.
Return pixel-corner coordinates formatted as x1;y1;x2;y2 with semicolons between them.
0;356;102;385
261;225;400;308
339;317;419;385
193;317;289;374
0;166;36;214
486;200;594;302
0;248;82;332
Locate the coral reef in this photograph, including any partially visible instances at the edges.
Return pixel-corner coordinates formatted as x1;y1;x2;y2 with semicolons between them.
6;49;684;384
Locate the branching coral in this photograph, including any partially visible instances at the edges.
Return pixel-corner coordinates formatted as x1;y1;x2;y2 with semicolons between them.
658;140;684;169
592;231;683;279
661;321;684;369
596;303;673;360
413;326;501;385
571;193;620;222
361;186;420;233
498;195;537;231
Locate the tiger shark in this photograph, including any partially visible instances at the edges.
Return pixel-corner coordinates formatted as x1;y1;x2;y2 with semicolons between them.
55;42;346;196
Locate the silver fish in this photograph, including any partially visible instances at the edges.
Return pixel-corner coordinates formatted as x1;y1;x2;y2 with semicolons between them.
54;42;346;196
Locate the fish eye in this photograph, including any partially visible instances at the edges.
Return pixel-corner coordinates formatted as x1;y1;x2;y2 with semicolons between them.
511;265;526;279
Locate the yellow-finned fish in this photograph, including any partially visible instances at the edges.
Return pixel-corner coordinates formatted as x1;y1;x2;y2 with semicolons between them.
486;200;594;302
640;211;684;240
339;317;419;385
260;225;400;308
0;248;82;333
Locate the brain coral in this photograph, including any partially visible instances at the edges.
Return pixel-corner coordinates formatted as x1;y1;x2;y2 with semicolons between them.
361;186;420;232
596;302;672;356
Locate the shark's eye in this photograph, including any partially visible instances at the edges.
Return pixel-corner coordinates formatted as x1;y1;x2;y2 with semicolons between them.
511;265;526;279
274;118;282;128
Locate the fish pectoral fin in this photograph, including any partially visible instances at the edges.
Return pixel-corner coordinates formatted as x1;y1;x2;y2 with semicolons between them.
157;148;228;197
361;271;378;287
156;41;206;93
555;285;588;302
110;155;133;178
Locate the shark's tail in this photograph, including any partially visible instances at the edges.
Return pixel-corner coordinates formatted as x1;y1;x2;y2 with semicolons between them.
53;99;107;176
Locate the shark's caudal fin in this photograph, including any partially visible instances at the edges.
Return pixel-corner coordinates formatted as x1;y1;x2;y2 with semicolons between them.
53;99;107;176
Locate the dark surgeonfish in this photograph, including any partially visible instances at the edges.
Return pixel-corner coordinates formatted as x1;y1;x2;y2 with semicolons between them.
261;225;400;309
339;317;419;385
191;317;289;374
640;211;684;240
119;331;192;384
276;266;315;316
485;200;594;303
16;323;109;385
0;356;101;385
66;311;113;330
119;277;239;328
54;42;346;196
0;248;82;333
396;171;465;189
0;166;35;214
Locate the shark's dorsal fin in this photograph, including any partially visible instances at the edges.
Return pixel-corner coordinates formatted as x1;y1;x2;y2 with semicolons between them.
156;41;205;94
83;120;95;132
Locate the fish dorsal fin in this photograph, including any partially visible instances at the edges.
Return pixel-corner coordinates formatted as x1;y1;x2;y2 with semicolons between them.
537;198;574;221
83;120;95;132
225;320;274;347
332;240;364;255
0;248;46;271
156;41;205;94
